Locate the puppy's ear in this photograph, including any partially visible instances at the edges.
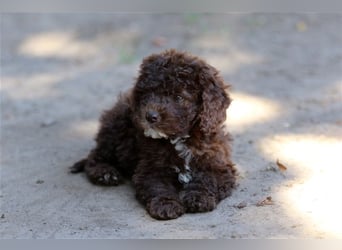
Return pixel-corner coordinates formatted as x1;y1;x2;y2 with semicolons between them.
197;66;231;135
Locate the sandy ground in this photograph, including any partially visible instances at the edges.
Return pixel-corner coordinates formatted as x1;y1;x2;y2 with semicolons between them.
1;13;342;239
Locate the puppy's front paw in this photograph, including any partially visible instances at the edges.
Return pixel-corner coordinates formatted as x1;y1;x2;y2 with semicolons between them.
86;163;123;186
147;197;185;220
181;190;217;213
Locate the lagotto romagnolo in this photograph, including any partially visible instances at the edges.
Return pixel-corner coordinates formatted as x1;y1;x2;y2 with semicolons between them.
70;49;237;220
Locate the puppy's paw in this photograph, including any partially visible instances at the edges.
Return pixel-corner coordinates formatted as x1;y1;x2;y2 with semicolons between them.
147;197;185;220
86;163;123;186
181;190;217;213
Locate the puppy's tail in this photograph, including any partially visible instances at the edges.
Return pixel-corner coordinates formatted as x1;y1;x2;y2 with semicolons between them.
69;158;87;173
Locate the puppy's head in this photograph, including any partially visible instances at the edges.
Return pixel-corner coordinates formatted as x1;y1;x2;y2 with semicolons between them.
132;49;231;140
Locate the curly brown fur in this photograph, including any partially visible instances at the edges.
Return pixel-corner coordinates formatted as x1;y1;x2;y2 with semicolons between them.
70;49;237;220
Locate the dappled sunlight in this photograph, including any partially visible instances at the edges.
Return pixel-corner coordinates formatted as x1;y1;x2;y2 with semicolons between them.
195;35;230;49
328;79;342;103
260;134;342;237
334;79;342;92
68;119;99;138
19;31;98;59
225;92;280;132
205;50;261;74
2;73;64;100
193;34;262;74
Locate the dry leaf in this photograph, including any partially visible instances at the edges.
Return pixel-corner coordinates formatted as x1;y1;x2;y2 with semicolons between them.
256;196;274;207
276;159;287;172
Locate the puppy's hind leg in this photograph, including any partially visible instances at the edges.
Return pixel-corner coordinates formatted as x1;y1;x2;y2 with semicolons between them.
85;164;123;186
70;93;136;186
70;156;124;186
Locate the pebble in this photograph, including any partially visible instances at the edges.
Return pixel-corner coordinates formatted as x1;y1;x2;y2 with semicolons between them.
36;180;45;184
235;201;247;209
40;119;57;128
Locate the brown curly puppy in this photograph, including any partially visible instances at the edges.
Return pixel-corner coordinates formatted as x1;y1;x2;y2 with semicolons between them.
70;49;237;220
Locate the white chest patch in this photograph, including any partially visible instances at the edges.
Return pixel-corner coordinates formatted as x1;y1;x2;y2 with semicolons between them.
144;128;168;139
170;136;192;184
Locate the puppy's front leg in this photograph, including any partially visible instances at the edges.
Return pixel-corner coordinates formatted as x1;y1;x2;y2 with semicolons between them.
180;170;219;213
133;171;185;220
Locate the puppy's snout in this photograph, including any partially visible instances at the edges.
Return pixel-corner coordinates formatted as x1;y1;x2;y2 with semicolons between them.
145;110;160;123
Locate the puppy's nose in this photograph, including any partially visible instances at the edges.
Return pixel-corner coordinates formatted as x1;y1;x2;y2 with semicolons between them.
145;110;160;123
